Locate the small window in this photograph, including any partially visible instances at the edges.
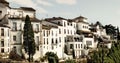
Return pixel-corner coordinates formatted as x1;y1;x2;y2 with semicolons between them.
58;22;60;25
70;44;73;49
36;24;39;32
1;29;4;36
68;30;69;34
52;31;53;36
13;22;17;31
1;48;4;53
47;38;48;44
76;44;77;48
13;36;16;41
64;29;66;34
44;38;45;44
59;29;61;34
81;44;82;48
64;22;66;27
59;37;61;43
1;39;4;47
43;30;45;36
56;39;58;44
8;29;9;36
52;38;54;44
78;44;80;48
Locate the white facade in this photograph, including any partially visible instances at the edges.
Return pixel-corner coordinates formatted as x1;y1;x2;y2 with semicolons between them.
66;35;85;58
0;25;10;58
0;0;112;61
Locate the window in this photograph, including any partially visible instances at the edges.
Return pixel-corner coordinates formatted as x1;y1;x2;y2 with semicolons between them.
64;22;66;27
78;44;80;48
52;38;54;44
13;36;16;41
58;22;60;25
52;31;53;36
59;29;61;34
59;37;61;43
44;38;45;44
81;44;82;48
67;23;69;25
43;30;45;36
1;29;4;36
47;31;48;37
65;37;67;42
56;39;58;44
71;30;72;34
83;26;84;28
64;29;66;34
36;36;39;45
36;24;39;32
52;46;54;50
8;29;9;36
1;39;4;47
13;22;17;31
47;38;48;44
70;44;73;49
86;41;92;46
68;30;69;34
76;44;77;48
1;48;4;53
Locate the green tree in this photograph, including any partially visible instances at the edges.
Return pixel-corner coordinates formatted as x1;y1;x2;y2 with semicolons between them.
23;15;36;62
104;24;116;39
65;58;76;63
45;52;59;63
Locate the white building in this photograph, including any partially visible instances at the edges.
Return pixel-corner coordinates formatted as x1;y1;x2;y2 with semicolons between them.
74;16;95;48
0;0;112;61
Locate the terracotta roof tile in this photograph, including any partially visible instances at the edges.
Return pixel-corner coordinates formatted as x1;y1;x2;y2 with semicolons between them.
20;7;35;11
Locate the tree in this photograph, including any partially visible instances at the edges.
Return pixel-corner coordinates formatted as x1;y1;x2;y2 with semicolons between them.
23;15;36;62
117;27;120;40
104;24;116;39
45;52;59;63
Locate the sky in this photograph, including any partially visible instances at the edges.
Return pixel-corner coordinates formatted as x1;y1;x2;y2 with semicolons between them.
6;0;120;27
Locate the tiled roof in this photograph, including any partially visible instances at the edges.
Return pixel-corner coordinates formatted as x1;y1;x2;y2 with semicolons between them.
9;17;41;22
74;16;87;20
42;25;51;30
20;7;36;11
0;23;9;28
45;17;66;21
0;15;9;24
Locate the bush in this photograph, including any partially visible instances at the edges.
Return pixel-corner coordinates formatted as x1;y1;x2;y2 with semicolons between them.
65;58;76;63
9;50;22;61
45;52;59;63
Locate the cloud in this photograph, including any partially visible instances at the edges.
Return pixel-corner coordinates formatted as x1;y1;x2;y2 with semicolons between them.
56;0;77;5
35;0;53;6
6;0;48;14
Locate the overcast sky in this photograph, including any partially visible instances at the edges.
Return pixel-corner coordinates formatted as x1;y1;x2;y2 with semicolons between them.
6;0;120;27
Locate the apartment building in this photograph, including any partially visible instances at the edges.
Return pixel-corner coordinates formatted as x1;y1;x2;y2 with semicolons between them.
0;0;112;61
